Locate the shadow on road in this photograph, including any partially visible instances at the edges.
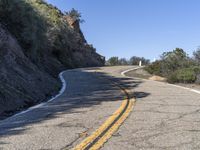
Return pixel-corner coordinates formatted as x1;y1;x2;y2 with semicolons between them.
0;69;150;141
134;92;150;99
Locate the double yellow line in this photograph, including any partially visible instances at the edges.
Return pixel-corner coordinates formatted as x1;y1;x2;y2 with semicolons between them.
73;74;135;150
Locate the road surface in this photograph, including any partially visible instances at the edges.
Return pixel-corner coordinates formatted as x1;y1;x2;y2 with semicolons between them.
0;66;200;150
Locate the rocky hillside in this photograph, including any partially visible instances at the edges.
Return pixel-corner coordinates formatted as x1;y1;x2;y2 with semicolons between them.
0;0;104;119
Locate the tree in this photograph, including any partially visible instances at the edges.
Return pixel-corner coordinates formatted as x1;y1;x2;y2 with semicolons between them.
107;57;119;66
64;8;84;23
129;56;150;65
160;48;190;76
118;58;128;65
193;48;200;64
145;60;162;75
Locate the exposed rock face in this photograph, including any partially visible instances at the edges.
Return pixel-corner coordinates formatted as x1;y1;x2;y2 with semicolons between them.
0;20;104;119
0;1;105;119
0;24;61;118
0;25;60;116
61;14;105;68
65;15;87;43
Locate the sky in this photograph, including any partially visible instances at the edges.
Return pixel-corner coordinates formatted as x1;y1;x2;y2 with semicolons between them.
47;0;200;61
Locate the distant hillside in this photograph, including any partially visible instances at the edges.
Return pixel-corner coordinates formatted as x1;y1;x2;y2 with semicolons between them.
0;0;104;119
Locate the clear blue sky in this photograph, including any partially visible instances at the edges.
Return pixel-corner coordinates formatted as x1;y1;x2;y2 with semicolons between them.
47;0;200;61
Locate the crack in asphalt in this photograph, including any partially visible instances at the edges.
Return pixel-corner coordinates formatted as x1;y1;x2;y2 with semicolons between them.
101;67;200;150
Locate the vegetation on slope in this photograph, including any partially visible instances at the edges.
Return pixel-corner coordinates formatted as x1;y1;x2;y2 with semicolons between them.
145;48;200;83
0;0;104;73
0;0;104;118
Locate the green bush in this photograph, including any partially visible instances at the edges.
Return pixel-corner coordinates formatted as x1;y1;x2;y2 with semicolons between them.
145;61;162;76
167;72;179;83
0;0;47;58
192;66;200;74
145;48;200;84
167;67;197;83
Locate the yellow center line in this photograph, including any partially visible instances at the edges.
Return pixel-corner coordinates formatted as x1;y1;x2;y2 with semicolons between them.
73;72;136;150
90;99;134;150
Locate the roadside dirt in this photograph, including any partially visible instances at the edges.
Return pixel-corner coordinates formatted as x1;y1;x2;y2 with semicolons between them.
125;68;166;82
149;75;167;82
125;67;200;91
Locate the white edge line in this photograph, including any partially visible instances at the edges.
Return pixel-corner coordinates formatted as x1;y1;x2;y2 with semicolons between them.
3;71;67;120
121;67;200;95
4;66;200;120
121;66;144;77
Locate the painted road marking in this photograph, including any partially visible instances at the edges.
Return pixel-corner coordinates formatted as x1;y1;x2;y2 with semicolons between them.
89;99;134;150
122;67;200;95
73;73;135;150
1;71;67;122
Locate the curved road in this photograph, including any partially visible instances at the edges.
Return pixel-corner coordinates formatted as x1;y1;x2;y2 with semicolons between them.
0;66;200;149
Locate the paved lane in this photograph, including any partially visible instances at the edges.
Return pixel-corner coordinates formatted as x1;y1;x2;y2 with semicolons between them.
0;67;135;150
101;67;200;150
1;66;200;150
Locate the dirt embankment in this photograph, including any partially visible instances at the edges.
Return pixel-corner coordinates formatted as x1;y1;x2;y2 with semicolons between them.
0;25;62;119
0;22;104;119
125;67;200;91
125;68;166;82
0;1;105;119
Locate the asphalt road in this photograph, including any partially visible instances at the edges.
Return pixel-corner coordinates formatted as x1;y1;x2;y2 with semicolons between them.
0;66;200;150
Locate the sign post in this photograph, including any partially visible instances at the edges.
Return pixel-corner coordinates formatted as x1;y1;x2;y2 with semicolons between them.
139;61;142;66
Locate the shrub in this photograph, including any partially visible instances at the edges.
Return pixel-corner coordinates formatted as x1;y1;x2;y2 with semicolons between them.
145;61;162;76
192;66;200;74
167;67;197;83
0;0;47;56
145;48;200;84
